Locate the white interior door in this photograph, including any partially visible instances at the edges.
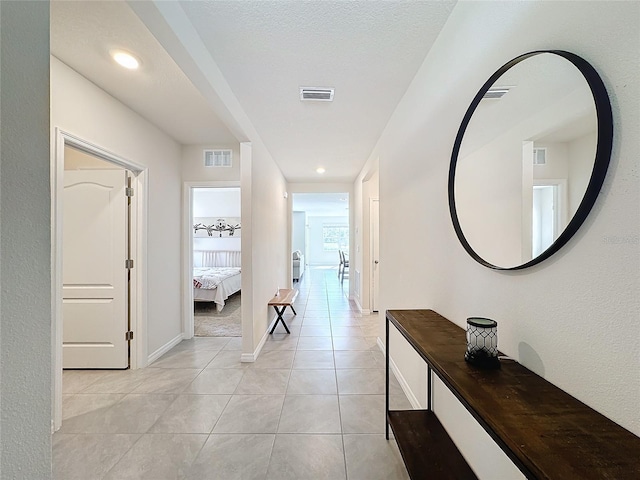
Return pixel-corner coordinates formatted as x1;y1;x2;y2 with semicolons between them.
63;169;129;369
371;198;380;312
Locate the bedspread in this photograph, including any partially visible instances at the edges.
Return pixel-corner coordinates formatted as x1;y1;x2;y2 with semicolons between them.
193;267;241;290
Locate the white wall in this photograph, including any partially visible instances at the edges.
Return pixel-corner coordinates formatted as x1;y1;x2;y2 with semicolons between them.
0;2;52;477
51;56;183;357
193;188;240;217
533;143;570;182
292;211;306;256
182;143;240;182
192;187;241;251
456;129;524;267
568;131;598;213
369;1;640;475
241;141;289;356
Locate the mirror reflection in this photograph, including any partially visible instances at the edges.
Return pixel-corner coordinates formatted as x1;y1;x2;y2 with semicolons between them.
454;53;597;269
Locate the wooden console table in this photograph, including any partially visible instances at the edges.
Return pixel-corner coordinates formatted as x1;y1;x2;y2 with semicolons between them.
385;309;640;479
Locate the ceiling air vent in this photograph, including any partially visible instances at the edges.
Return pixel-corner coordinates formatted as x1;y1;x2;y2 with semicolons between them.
483;87;511;100
300;87;335;102
204;149;232;167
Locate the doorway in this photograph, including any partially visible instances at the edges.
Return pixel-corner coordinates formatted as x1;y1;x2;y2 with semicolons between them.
291;192;350;270
52;129;148;431
183;182;242;339
531;179;567;258
62;148;131;368
191;187;242;337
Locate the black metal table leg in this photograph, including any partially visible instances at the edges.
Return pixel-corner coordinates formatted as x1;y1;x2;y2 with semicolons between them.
386;315;390;440
427;365;432;411
269;306;291;334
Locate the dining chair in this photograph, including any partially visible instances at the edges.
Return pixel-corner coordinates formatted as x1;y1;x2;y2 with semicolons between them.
339;250;349;283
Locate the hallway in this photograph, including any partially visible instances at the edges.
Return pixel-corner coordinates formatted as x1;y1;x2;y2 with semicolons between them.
54;267;410;479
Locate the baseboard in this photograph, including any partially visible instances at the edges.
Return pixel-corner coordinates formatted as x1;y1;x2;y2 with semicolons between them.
147;333;183;365
240;352;256;362
352;296;371;315
353;296;362;311
376;336;421;409
241;314;276;362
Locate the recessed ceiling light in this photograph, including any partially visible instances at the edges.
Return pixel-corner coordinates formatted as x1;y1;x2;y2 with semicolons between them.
111;50;140;70
316;167;326;174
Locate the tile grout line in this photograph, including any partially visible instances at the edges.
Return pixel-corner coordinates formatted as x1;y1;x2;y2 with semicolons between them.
323;268;351;480
58;267;408;480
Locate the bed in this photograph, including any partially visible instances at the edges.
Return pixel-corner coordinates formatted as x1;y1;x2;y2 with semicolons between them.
193;250;241;311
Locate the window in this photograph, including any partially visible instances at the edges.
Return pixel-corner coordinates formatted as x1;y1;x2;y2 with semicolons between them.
323;225;349;252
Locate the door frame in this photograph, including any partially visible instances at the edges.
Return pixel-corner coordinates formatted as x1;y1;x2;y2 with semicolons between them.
369;198;380;313
533;178;568;232
182;181;240;339
52;128;148;431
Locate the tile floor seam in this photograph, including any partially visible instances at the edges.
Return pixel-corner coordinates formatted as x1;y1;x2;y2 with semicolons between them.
187;431;215;476
57;267;410;479
99;431;146;480
272;383;288;436
336;368;350;479
229;366;249;395
258;434;277;480
208;393;233;435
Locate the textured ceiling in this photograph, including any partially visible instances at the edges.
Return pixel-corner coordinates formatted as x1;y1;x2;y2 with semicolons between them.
50;1;456;183
179;1;457;182
50;0;236;145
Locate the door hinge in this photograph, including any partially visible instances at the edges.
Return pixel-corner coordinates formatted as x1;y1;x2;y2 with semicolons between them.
125;259;134;269
125;187;134;197
125;331;134;341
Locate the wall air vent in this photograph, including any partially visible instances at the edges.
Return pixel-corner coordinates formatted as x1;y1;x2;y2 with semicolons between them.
300;87;335;102
204;149;232;167
533;147;547;165
483;87;511;100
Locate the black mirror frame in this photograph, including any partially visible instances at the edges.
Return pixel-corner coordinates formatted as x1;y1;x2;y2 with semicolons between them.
448;50;613;270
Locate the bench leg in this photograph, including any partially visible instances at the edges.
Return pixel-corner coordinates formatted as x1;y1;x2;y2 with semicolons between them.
290;305;297;316
269;306;290;334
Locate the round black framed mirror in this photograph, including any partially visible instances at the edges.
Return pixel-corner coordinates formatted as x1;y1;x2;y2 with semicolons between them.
448;50;613;270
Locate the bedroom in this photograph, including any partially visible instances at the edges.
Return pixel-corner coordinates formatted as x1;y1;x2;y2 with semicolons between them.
191;186;242;337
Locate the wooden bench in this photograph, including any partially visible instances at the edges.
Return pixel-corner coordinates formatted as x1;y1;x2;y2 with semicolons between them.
268;289;298;334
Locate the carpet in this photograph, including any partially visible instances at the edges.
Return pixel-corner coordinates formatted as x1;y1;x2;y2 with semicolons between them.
194;292;241;337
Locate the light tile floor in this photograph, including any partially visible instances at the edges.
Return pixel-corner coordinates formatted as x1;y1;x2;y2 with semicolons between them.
54;267;411;480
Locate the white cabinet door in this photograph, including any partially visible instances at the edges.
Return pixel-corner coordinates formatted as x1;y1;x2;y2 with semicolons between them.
63;170;129;369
